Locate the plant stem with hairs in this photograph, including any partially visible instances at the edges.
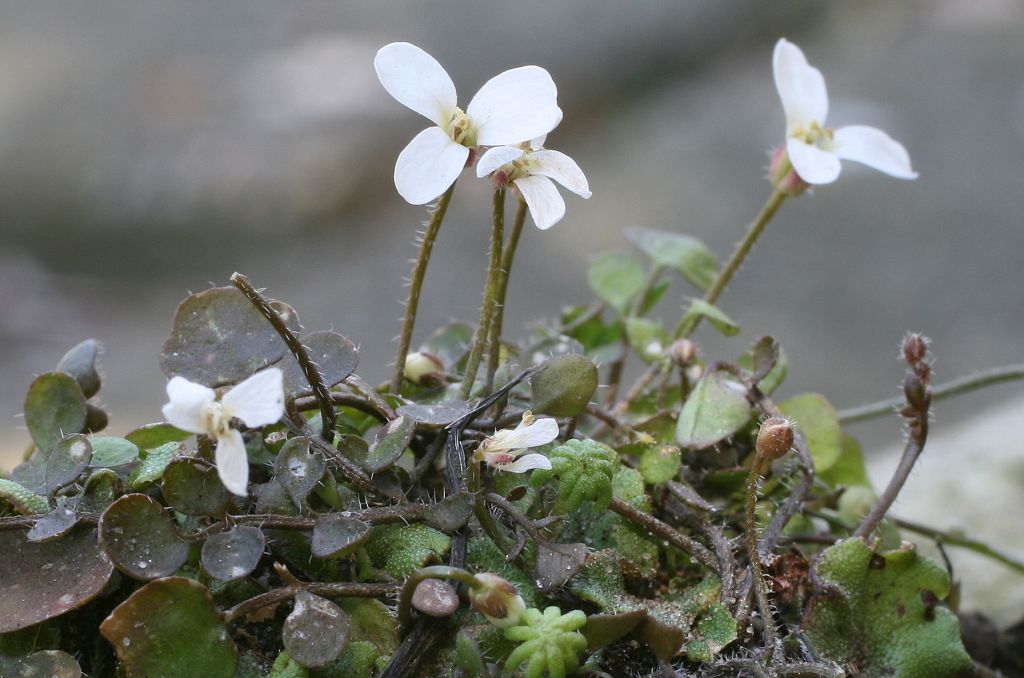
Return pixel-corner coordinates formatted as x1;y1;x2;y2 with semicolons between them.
485;198;529;393
461;188;506;400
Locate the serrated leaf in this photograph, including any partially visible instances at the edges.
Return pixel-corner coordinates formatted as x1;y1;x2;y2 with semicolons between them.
100;577;237;678
779;393;842;473
202;525;266;581
24;372;87;453
675;370;751;449
624;317;670;363
160;286;298;387
363;416;415;473
680;299;739;336
99;493;189;580
588;252;646;314
280;330;359;398
0;527;114;633
56;339;102;399
87;436;139;468
0;478;49;514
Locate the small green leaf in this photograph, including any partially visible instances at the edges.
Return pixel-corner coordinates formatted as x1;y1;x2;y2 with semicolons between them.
24;372;87;453
736;338;788;394
0;527;114;633
638;443;681;484
0;478;49;515
675;370;751;449
283;591;350;668
625;226;718;291
624;317;670;363
99;493;189;580
87;436;139;468
80;468;124;512
125;423;191;451
159;286;298;387
128;441;181;489
162;459;232;517
365;524;451;579
820;434;872;489
100;577;237;678
363;416;415;473
779;393;842;473
202;525;266;581
588;253;646;314
56;339;102;398
532;439;617;513
680;299;740;336
275;437;326;510
530;353;598;417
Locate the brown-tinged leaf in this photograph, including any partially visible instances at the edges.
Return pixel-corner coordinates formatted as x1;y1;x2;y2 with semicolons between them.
98;493;188;580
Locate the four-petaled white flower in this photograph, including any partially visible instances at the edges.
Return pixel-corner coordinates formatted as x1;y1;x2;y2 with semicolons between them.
162;368;285;496
773;38;918;186
374;42;563;205
474;411;558;473
476;137;591;230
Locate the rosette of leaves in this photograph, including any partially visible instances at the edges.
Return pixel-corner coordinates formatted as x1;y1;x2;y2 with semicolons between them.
504;606;588;678
531;439;618;512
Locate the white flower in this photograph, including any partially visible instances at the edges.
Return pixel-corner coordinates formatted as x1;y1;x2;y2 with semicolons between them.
772;38;918;186
476;137;591;230
474;410;558;473
374;42;563;205
162;368;285;496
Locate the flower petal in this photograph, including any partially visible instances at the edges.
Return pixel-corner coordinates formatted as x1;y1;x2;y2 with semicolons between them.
476;145;524;178
786;138;841;185
222;368;284;428
496;453;552;473
510;417;560;447
162;376;215;434
515;175;565;230
394;126;470;204
473;65;557;100
374;42;457;127
468;82;561;147
830;125;918;180
215;429;249;496
773;39;828;134
529;150;591;198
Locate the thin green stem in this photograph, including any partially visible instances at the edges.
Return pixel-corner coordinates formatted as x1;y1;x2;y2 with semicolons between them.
604;264;665;406
460;188;505;400
391;184;457;394
744;456;779;652
674;189;787;338
485;198;529;393
839;362;1024;423
893;517;1024;577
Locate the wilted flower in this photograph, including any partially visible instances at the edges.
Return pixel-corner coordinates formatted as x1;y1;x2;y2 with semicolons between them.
474;410;557;473
374;42;562;205
469;573;527;628
162;368;284;496
476;137;591;230
772;38;918;188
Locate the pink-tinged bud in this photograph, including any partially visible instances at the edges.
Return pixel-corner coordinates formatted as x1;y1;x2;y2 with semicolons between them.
756;416;794;463
668;338;696;367
403;351;445;386
769;146;810;197
468;573;526;628
493;169;510;190
901;333;929;366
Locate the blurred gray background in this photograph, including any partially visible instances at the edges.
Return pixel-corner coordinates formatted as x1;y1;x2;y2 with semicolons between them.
2;1;1022;467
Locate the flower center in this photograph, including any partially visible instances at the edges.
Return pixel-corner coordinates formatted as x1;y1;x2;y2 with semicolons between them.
202;401;233;438
447;108;475;147
796;120;834;149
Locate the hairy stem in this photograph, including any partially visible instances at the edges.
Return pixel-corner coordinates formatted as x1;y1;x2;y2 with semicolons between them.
608;496;718;571
391;184;457;393
744;459;779;652
460;188;506;400
485;198;529;393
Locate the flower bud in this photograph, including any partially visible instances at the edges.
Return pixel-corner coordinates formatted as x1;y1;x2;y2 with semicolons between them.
403;351;445;386
769;146;810;197
755;417;794;463
901;333;929;366
903;374;930;411
468;573;526;628
668;338;696;367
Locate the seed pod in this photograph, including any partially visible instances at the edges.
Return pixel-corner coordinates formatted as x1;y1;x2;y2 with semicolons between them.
755;417;794;463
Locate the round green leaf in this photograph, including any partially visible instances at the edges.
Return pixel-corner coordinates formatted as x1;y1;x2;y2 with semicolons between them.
311;513;370;559
363;416;415;473
56;338;102;399
274;437;326;510
43;434;93;493
0;527;114;633
0;650;82;678
159;286;298;387
624;317;669;363
125;422;192;451
99;493;189;580
281;330;359;397
638;443;682;484
588;252;646;315
80;468;125;513
202;525;266;581
24;372;87;453
282;591;350;668
100;577;237;678
625;226;719;291
87;436;139;468
530;354;598;417
162;459;232;517
675;370;751;450
778;393;842;473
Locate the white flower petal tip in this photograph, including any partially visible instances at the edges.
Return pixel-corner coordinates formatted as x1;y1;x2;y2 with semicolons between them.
394;126;469;204
478;412;559;473
216;429;250;496
497;453;552;474
222;368;285;428
374;42;457;127
516;175;566;230
771;38;916;187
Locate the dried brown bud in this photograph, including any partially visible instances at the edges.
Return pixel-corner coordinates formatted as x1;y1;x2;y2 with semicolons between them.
755;417;794;462
901;333;929;366
468;573;525;628
668;339;697;367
